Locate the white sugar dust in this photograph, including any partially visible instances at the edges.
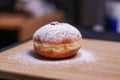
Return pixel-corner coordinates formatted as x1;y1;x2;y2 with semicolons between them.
78;49;95;62
7;48;96;66
33;22;82;43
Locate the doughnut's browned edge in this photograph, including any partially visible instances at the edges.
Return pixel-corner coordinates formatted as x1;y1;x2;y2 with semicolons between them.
34;45;81;59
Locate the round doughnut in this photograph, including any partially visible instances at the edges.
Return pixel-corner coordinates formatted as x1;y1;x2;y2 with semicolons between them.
33;21;82;59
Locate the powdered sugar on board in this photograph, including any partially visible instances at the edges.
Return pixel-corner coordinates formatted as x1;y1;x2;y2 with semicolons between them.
7;48;96;66
33;22;82;43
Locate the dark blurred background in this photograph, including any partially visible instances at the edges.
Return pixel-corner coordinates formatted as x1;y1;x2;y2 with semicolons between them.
0;0;120;49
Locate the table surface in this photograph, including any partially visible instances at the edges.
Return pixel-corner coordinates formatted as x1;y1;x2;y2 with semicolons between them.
0;39;120;80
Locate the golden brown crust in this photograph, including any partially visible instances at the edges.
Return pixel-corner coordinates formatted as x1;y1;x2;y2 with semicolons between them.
34;45;81;59
33;35;82;59
33;39;82;59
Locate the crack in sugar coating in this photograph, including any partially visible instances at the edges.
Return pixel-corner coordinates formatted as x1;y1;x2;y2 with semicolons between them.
33;22;82;44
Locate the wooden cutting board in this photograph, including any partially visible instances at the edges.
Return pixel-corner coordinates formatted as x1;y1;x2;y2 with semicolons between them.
0;39;120;80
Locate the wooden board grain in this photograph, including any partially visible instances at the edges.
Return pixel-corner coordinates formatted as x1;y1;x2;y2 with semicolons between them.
0;39;120;80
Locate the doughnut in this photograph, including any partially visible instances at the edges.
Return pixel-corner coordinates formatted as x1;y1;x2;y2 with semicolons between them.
33;21;82;59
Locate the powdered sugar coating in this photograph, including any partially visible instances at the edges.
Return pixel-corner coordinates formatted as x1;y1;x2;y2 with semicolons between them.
7;48;96;66
33;22;82;43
